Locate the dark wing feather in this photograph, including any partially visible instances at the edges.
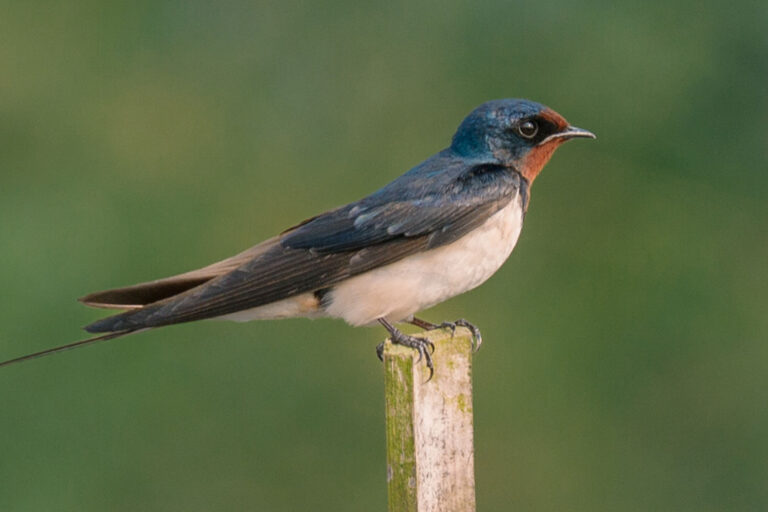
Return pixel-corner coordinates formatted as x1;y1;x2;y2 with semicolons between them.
85;162;524;333
79;237;282;308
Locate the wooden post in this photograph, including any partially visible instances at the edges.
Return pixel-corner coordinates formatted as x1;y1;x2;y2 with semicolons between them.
383;327;476;512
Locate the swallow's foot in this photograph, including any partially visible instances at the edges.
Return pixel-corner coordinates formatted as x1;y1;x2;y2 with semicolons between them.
410;316;483;352
377;318;435;381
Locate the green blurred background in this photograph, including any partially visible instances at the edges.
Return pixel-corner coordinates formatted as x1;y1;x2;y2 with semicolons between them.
1;1;766;510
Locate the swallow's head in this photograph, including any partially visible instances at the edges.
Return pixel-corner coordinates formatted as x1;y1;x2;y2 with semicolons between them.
451;99;595;183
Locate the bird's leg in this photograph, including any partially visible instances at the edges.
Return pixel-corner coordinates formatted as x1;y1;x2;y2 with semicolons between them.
377;318;434;381
408;316;440;331
409;316;483;352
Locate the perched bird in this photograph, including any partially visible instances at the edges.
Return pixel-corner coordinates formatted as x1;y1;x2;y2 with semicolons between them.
0;99;594;373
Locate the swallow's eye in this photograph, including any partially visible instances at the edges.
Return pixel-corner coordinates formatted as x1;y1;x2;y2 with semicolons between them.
517;120;538;139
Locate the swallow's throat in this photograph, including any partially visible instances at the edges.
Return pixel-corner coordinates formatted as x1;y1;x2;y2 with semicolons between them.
519;139;565;184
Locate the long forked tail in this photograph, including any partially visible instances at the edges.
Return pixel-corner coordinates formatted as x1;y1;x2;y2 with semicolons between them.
0;329;140;369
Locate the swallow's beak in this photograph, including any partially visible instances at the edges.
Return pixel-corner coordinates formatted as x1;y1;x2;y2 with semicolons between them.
539;125;596;145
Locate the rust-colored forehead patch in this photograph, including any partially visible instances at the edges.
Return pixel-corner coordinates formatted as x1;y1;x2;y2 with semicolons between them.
538;108;569;131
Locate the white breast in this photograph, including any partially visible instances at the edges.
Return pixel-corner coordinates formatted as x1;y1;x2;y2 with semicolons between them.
325;194;525;326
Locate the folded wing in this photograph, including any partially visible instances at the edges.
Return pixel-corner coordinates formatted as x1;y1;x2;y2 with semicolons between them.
84;163;524;333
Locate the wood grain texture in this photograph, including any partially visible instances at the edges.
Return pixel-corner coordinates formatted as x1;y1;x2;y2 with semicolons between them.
383;328;476;512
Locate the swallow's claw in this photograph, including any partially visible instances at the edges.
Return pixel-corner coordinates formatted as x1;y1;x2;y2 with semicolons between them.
409;316;482;353
392;332;434;380
377;318;435;381
413;343;424;364
452;318;483;352
376;342;385;362
432;319;482;352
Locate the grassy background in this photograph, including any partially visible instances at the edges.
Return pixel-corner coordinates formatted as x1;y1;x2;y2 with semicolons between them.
1;1;766;510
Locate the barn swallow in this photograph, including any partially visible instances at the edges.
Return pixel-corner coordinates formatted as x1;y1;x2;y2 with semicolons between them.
0;99;594;374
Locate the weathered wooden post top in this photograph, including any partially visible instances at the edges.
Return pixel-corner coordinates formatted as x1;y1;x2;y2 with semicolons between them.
382;327;476;512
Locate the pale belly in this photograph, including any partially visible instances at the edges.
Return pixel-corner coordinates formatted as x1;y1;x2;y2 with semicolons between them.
219;194;524;326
